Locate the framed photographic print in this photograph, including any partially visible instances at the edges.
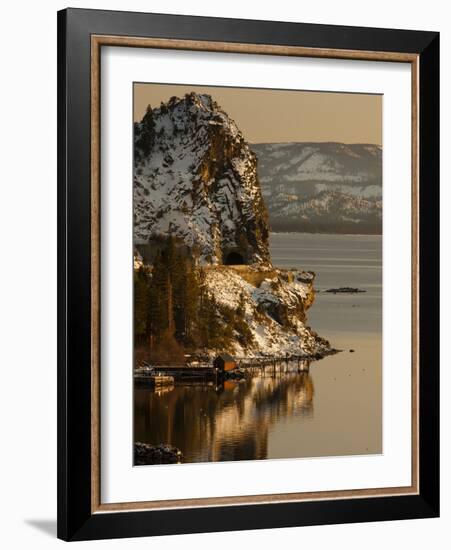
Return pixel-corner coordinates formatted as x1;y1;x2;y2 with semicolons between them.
57;8;439;541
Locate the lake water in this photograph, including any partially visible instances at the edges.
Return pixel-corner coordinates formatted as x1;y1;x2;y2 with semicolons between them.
134;233;382;462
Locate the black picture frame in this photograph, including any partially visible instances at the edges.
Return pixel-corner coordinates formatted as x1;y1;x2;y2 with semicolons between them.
57;7;439;541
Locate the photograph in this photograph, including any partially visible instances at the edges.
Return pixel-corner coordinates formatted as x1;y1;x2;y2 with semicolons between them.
132;83;383;465
54;6;440;542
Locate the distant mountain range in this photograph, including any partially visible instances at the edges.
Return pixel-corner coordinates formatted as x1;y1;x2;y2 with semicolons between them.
252;142;382;234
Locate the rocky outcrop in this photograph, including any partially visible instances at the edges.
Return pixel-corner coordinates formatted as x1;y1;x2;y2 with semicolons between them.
133;93;335;359
204;266;332;358
134;442;182;465
134;93;270;266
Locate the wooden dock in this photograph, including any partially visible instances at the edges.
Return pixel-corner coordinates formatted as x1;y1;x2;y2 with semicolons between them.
134;356;311;385
136;364;220;382
236;356;311;376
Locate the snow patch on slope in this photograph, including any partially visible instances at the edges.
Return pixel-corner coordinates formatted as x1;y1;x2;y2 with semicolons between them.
204;267;330;358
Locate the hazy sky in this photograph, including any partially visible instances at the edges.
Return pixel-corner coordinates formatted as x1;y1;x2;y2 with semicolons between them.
134;83;382;146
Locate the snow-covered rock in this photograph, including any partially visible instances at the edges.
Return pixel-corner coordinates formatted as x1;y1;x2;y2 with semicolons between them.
133;249;144;271
133;94;334;358
204;267;331;358
134;93;270;265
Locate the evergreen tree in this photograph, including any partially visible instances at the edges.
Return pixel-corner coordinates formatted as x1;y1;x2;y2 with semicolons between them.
144;237;248;359
146;238;203;360
183;261;200;346
147;251;169;342
135;104;155;157
198;288;226;351
134;267;149;342
173;257;200;348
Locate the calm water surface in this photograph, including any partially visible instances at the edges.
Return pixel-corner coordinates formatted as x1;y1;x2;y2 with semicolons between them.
134;233;382;462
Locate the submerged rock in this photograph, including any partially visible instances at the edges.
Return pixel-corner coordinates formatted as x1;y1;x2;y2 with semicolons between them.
325;287;366;294
134;442;183;465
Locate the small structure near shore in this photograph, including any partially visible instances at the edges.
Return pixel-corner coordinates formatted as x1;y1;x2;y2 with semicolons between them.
213;353;237;372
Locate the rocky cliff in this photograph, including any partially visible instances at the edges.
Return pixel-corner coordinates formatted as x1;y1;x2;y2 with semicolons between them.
204;266;331;357
133;93;333;359
134;93;270;266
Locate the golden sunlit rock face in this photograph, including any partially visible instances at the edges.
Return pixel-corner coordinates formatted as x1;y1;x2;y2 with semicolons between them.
134;92;270;267
133;92;333;360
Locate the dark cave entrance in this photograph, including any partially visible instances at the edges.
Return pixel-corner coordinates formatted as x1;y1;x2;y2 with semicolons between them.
224;251;245;265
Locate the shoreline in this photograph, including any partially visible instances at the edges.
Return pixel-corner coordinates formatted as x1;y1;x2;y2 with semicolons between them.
269;231;382;237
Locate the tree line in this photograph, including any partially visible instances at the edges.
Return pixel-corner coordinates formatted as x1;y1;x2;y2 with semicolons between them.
134;238;253;365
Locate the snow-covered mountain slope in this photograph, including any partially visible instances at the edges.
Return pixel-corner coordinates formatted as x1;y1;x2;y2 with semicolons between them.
252;142;382;234
134;93;270;265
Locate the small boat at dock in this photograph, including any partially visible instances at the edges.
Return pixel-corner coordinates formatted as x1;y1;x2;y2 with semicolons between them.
134;366;174;386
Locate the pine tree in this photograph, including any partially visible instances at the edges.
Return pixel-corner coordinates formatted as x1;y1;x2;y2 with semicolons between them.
147;251;169;341
183;261;200;346
134;267;149;343
166;273;175;336
197;288;225;351
147;247;185;364
135;104;155;157
172;257;200;348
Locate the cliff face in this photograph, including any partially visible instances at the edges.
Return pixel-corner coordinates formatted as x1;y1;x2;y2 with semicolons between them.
204;267;330;357
134;93;270;266
133;93;333;359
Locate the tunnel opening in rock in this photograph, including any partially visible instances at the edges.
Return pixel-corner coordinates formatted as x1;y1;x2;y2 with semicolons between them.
225;251;245;265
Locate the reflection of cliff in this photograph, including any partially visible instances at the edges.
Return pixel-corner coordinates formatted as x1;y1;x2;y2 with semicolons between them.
134;365;314;463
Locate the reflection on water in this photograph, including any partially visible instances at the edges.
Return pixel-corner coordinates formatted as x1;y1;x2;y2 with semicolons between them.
135;363;314;463
134;233;382;464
